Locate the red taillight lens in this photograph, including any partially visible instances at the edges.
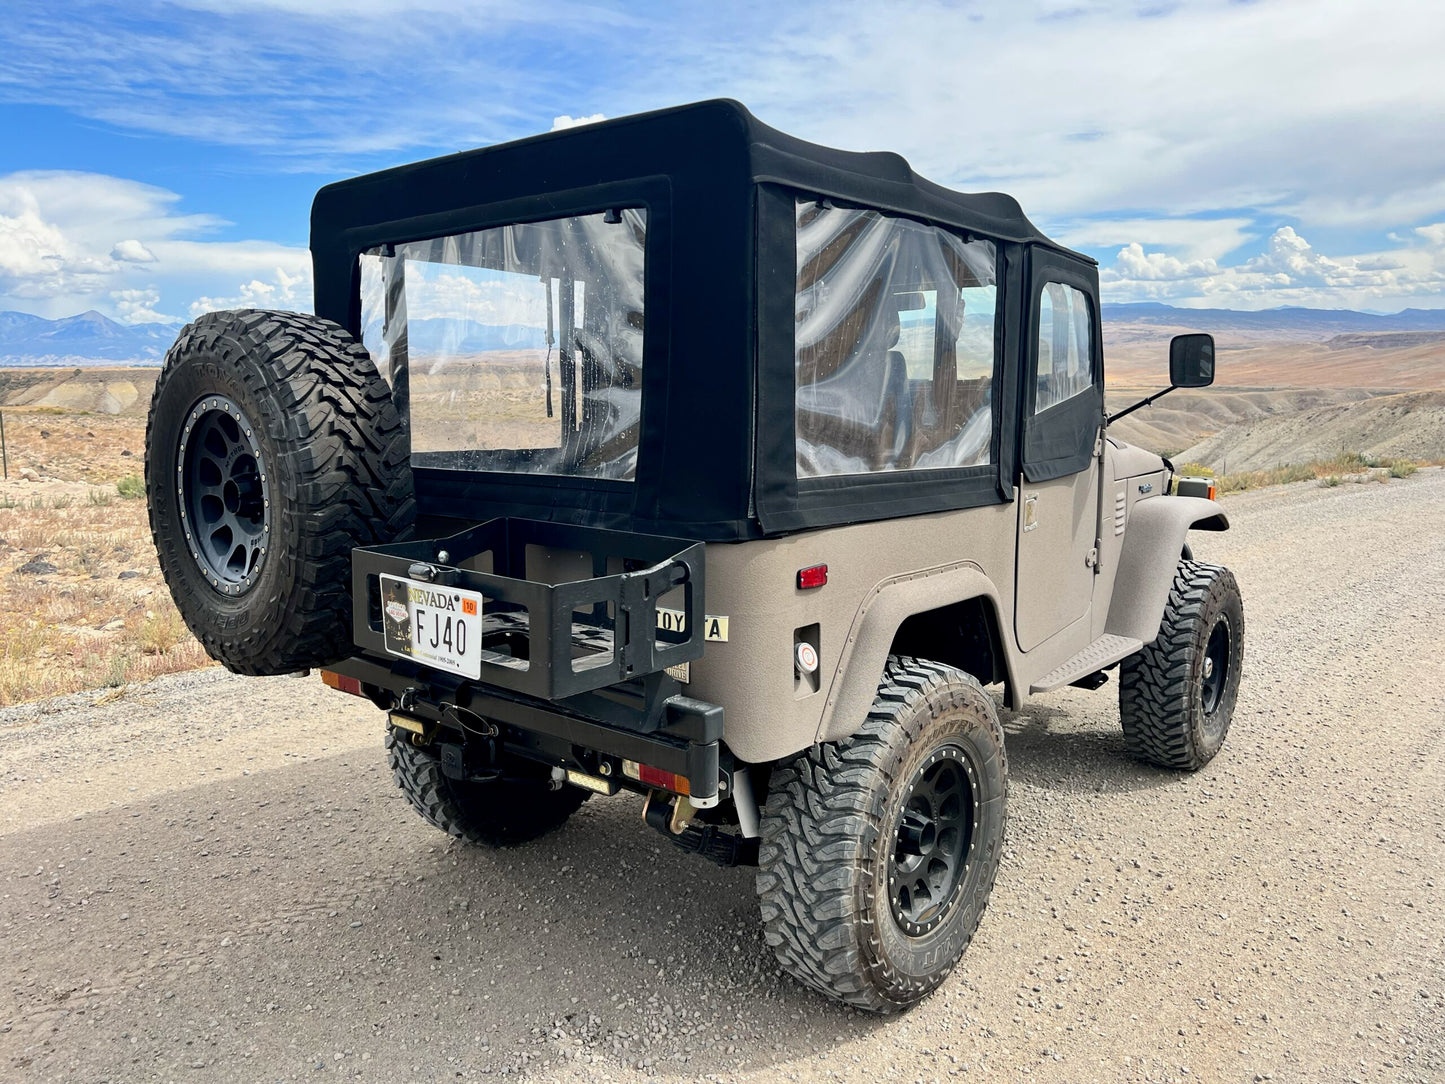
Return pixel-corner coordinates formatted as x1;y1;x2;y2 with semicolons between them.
321;670;363;696
797;564;828;589
625;760;691;795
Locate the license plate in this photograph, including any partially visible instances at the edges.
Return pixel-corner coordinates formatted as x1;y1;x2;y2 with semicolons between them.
379;574;484;680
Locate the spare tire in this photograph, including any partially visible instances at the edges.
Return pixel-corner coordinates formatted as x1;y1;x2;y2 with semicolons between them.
145;309;414;675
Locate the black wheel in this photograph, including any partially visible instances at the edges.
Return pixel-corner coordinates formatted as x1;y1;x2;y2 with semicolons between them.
756;657;1007;1013
1119;560;1244;770
145;309;414;674
386;729;589;846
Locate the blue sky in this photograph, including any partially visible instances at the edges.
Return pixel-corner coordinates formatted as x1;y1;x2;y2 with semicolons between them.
2;0;1443;323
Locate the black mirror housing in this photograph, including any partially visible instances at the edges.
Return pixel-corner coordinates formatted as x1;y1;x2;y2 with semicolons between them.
1170;333;1215;388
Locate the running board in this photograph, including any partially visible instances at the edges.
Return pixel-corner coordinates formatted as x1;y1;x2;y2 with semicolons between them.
1029;634;1143;694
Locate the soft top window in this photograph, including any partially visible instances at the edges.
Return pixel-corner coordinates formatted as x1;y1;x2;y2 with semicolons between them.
793;201;998;479
360;209;646;481
1034;282;1094;414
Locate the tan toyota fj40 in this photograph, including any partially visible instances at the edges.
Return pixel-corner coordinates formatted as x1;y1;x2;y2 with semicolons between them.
146;100;1242;1012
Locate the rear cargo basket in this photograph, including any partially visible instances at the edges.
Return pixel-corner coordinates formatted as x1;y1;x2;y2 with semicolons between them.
352;518;704;700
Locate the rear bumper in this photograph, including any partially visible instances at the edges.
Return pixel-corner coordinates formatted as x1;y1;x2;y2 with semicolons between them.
329;654;727;806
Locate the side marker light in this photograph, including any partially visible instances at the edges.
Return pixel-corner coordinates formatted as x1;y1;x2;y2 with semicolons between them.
797;564;828;589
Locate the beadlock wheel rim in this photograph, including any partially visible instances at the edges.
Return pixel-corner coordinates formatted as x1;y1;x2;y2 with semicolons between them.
889;743;977;937
177;395;270;595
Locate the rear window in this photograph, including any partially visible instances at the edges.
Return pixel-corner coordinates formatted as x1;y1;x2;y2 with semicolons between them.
794;200;998;478
360;209;646;481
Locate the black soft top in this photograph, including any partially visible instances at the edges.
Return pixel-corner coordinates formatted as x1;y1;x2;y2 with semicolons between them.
313;99;1068;265
311;100;1093;541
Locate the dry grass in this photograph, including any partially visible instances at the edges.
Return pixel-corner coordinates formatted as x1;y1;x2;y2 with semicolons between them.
1174;451;1430;494
0;408;214;706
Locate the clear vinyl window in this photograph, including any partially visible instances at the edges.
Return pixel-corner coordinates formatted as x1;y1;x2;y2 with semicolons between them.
1034;282;1094;414
359;208;646;481
794;200;998;478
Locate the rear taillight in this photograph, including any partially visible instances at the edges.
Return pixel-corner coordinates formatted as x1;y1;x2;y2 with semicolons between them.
321;669;363;697
622;760;690;795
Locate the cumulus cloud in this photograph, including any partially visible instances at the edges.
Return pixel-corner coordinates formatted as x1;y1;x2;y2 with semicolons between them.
111;287;177;324
0;170;310;320
551;113;606;131
110;238;157;263
1102;224;1445;309
189;266;308;316
403;267;548;325
0;189;114;299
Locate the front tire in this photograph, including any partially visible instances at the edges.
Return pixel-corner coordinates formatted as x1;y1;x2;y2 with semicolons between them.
386;730;589;846
1119;560;1244;770
756;657;1007;1013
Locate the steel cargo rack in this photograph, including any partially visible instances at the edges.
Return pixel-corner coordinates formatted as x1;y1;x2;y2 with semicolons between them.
351;517;707;702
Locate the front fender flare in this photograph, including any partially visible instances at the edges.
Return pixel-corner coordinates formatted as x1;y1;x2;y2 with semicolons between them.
1105;496;1229;644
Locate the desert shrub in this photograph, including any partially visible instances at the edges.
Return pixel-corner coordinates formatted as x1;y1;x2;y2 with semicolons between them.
139;610;187;655
1321;475;1342;488
116;473;145;499
1174;461;1215;478
1387;459;1418;478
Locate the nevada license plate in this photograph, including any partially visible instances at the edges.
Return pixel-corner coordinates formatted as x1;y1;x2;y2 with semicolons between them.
379;574;484;680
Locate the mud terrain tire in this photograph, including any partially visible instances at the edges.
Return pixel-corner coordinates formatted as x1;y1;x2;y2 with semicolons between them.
1119;560;1244;770
386;730;589;846
756;657;1007;1013
146;309;413;675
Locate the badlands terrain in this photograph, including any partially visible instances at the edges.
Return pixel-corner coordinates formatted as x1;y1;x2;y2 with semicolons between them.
0;316;1439;707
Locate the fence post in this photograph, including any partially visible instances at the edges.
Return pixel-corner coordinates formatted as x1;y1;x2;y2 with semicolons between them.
0;410;7;480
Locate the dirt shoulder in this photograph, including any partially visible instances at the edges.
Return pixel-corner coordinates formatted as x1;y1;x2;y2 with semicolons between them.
0;469;1441;1083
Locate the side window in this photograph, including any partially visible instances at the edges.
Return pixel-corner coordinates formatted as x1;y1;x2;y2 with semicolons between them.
794;200;999;478
1034;282;1094;414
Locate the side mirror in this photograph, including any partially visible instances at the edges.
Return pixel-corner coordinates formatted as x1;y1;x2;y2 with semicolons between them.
1169;333;1215;388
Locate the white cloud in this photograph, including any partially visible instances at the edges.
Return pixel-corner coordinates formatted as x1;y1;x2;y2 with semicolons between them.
1;1;1443;313
189;266;308;316
111;287;177;324
0;170;310;320
551;113;606;131
404;267;547;326
1053;218;1253;264
1112;243;1219;283
1101;224;1445;309
110;239;157;263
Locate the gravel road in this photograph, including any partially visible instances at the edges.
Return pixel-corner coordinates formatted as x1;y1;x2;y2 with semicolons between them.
2;470;1441;1083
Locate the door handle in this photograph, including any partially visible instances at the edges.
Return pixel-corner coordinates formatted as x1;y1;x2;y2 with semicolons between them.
1023;493;1039;532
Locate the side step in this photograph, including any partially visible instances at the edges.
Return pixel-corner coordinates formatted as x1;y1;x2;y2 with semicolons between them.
1030;634;1143;694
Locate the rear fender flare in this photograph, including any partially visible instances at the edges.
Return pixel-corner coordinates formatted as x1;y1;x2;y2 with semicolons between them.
1105;496;1229;645
815;563;1014;743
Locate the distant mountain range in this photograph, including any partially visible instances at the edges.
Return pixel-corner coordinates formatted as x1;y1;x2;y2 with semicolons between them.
2;304;1443;367
1101;302;1445;334
403;317;548;355
0;310;181;366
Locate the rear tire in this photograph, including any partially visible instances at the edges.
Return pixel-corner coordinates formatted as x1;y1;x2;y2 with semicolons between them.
756;657;1007;1013
1119;560;1244;770
145;309;413;674
386;730;589;846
